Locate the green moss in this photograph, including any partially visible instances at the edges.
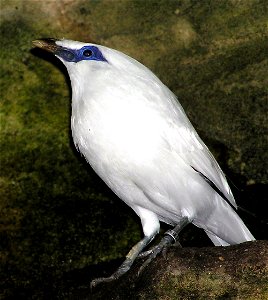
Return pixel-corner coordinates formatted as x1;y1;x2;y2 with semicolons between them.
151;268;267;299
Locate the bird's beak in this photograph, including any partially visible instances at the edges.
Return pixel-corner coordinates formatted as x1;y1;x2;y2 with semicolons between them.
32;38;61;54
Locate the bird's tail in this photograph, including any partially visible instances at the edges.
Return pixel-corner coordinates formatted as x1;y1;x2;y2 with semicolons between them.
196;194;255;246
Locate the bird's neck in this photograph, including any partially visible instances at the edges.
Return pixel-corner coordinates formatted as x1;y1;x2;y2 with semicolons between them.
67;62;108;104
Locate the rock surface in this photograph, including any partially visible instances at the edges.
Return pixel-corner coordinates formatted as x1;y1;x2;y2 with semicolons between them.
69;241;268;299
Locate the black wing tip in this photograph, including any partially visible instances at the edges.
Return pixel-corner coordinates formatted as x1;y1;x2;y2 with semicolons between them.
191;166;236;210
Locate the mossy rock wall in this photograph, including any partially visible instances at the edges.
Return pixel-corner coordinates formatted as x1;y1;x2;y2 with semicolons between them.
1;0;267;298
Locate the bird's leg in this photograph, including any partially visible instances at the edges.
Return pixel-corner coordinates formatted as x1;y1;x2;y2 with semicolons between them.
91;208;160;288
138;216;189;258
138;217;189;275
90;235;152;288
90;217;189;288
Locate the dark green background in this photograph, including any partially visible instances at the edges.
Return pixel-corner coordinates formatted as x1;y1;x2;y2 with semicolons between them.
1;0;267;298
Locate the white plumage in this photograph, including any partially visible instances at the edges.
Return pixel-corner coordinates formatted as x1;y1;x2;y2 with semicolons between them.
34;38;254;280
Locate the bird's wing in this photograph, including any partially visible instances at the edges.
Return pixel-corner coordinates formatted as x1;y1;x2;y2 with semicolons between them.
120;74;236;208
161;93;237;209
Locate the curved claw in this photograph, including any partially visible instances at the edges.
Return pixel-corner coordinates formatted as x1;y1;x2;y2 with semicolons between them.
90;276;113;289
90;257;132;288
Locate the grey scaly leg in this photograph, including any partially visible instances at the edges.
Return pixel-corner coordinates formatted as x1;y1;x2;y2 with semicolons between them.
90;217;189;288
90;235;152;288
138;217;189;275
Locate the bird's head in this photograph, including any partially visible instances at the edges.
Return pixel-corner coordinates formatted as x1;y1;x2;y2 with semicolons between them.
33;38;160;90
32;38;108;64
32;38;112;90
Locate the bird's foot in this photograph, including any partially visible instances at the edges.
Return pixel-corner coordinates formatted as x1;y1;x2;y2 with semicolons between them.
137;246;156;258
138;231;179;275
138;217;189;275
90;258;132;289
90;218;189;288
138;228;183;258
90;236;151;288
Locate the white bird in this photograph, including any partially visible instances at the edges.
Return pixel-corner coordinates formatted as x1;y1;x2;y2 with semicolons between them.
33;38;255;286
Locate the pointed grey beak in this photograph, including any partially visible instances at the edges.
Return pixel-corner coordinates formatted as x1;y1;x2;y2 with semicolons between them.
32;38;77;62
32;38;61;53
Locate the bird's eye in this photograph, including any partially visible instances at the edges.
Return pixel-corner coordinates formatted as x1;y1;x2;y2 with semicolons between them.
83;49;93;57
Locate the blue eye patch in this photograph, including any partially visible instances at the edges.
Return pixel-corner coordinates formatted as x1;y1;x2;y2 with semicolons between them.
56;45;108;63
